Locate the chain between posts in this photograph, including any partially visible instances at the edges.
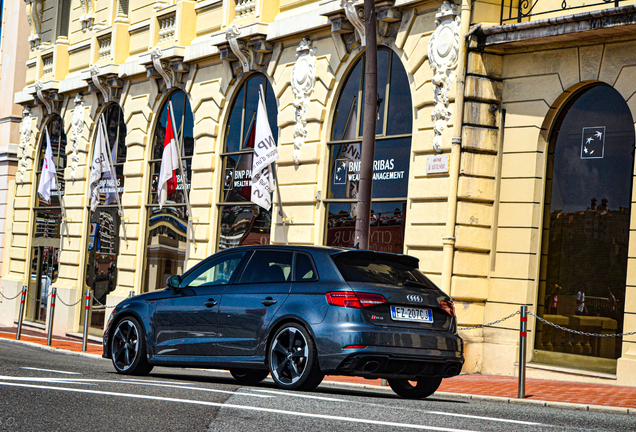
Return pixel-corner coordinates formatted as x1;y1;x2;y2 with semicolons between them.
26;291;53;302
528;311;636;338
457;311;521;330
0;290;23;300
56;293;83;307
92;296;116;309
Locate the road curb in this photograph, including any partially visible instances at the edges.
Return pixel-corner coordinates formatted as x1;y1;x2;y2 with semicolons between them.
0;337;104;361
2;337;633;415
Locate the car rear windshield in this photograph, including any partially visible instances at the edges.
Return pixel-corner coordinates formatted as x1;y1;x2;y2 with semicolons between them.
332;253;435;288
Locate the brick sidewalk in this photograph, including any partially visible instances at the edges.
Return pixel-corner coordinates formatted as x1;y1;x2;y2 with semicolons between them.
1;327;635;409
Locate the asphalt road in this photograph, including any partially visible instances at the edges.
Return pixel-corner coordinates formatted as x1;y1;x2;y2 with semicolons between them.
0;340;635;432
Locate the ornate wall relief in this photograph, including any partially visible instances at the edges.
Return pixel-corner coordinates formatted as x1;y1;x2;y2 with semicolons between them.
340;0;365;46
19;107;33;184
151;47;175;89
87;65;124;102
79;0;94;31
226;24;252;73
24;0;44;50
428;1;460;153
291;38;317;164
69;94;85;181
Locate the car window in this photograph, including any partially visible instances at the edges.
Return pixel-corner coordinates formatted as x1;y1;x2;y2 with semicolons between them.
333;254;436;288
295;253;318;281
239;251;293;284
182;252;246;288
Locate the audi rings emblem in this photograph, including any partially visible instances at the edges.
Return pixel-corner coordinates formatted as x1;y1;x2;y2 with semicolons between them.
407;294;423;302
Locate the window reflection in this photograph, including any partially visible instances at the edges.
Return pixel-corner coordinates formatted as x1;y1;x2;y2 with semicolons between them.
537;85;634;366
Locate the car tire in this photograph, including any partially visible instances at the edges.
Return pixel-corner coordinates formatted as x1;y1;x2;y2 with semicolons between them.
388;377;443;399
268;323;324;391
230;369;269;385
111;317;154;376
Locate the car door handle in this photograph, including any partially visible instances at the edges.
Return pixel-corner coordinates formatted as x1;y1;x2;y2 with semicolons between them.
204;299;218;308
261;297;277;306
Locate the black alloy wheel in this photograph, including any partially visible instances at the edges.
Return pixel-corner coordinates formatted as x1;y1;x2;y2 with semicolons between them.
268;324;324;391
388;377;443;399
111;317;153;375
230;369;270;385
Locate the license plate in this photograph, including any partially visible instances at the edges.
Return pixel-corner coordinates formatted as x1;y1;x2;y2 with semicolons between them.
390;306;433;323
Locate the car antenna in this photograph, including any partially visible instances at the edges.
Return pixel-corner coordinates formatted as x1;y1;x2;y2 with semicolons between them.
353;242;360;250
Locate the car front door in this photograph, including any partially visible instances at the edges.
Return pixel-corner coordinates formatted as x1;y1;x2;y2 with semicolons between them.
217;250;293;357
152;251;247;357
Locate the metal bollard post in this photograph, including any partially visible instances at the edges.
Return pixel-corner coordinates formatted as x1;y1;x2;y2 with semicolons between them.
46;287;57;346
518;305;527;399
16;286;27;340
129;290;134;298
82;289;92;352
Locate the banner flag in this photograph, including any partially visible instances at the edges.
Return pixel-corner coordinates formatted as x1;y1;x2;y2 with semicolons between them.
158;107;179;208
89;119;113;211
37;128;58;202
251;88;279;210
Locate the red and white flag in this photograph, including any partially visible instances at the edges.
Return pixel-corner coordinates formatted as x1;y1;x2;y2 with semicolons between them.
37;128;57;202
158;108;179;208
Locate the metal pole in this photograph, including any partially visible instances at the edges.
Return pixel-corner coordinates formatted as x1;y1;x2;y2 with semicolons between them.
82;289;92;352
518;305;527;399
46;287;57;346
16;286;27;340
129;290;135;298
354;0;378;250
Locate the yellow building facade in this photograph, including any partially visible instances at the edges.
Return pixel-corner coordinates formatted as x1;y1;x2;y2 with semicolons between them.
2;0;636;387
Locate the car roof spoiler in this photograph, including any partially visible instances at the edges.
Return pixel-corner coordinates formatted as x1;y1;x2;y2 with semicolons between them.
329;249;420;268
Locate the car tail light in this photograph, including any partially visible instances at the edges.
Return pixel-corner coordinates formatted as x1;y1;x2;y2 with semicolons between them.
440;300;455;317
326;291;386;308
343;345;367;349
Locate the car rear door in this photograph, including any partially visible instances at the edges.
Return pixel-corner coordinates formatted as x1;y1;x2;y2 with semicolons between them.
152;251;247;357
217;249;293;356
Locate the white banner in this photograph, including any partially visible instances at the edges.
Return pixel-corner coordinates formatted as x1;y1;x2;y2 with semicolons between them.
37;129;57;202
251;88;279;210
89;119;113;211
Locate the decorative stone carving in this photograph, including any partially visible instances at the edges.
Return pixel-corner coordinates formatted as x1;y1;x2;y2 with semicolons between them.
340;0;365;47
69;94;85;181
234;0;257;20
151;47;175;89
34;81;53;114
428;1;460;153
90;64;109;101
226;24;251;73
79;0;94;31
291;38;317;164
19;107;32;184
25;0;44;50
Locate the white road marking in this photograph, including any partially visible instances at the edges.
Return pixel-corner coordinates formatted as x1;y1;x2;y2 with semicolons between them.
0;381;482;432
251;389;549;427
122;379;192;385
0;376;271;398
20;367;81;375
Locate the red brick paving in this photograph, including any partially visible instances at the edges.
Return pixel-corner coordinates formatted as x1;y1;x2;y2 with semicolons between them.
2;326;635;409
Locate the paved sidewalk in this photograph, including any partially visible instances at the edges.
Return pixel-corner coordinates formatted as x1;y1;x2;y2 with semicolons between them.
1;326;635;412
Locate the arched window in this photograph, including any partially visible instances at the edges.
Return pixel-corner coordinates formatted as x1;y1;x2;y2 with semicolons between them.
217;74;278;250
85;104;126;329
325;48;412;253
28;115;67;323
143;91;194;292
536;84;634;367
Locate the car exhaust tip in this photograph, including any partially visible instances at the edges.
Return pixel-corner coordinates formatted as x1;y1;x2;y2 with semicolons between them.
363;360;381;373
444;364;460;376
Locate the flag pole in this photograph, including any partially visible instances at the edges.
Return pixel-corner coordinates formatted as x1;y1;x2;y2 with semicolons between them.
46;127;70;250
99;113;128;245
167;100;196;251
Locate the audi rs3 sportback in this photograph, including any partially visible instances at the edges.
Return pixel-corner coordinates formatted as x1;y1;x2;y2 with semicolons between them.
103;246;464;399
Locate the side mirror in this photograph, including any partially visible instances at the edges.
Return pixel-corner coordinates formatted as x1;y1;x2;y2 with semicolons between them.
168;275;181;293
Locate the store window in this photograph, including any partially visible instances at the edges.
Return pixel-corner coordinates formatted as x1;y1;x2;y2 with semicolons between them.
217;74;278;250
535;84;634;371
85;104;126;329
143;91;194;292
325;48;412;253
28;115;67;323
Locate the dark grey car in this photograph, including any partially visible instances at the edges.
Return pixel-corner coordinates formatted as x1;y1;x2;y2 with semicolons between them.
103;246;463;399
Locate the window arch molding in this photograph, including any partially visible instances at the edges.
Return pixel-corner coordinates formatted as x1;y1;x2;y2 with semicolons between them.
534;82;635;369
216;72;278;251
323;46;413;253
